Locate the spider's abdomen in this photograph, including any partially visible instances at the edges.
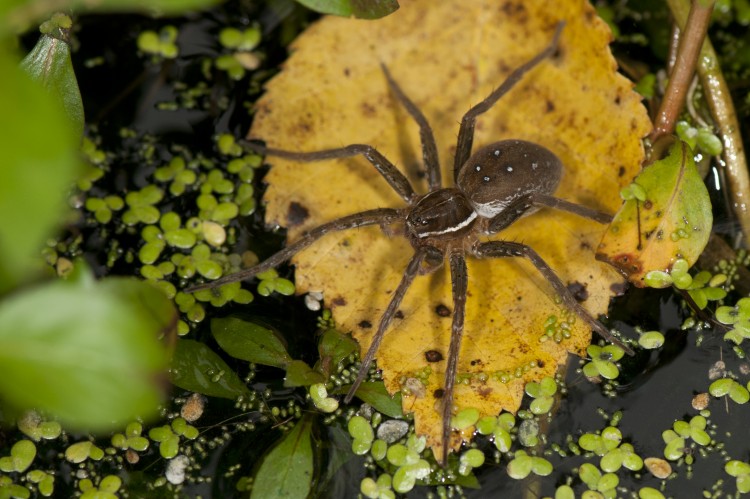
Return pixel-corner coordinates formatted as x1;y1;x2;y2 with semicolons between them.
456;140;562;219
406;188;477;240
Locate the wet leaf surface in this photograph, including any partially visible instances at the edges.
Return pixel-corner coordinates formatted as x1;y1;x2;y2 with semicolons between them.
211;316;292;368
597;140;712;287
252;0;650;453
250;414;314;499
170;339;250;399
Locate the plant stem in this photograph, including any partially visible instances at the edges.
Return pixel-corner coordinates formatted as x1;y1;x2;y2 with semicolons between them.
665;0;750;243
651;0;714;141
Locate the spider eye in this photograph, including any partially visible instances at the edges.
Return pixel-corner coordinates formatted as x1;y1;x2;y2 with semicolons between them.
483;176;490;182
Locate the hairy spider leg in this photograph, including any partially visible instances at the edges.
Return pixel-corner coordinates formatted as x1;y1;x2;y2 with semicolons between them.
440;251;468;464
473;240;635;355
380;64;442;192
185;209;401;292
242;141;417;203
453;22;565;181
344;246;437;403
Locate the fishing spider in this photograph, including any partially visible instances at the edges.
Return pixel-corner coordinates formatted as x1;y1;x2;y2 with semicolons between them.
190;22;633;463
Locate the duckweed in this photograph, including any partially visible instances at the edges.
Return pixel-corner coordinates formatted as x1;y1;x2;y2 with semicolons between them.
582;345;624;380
725;460;750;493
709;377;750;404
0;440;36;473
26;470;54;497
137;26;179;59
64;441;103;464
506;450;553;479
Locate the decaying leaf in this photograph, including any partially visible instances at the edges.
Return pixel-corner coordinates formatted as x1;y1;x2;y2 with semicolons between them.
597;140;713;287
251;0;650;455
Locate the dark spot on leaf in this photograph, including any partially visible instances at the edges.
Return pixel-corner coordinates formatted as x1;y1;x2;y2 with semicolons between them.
332;296;346;306
567;281;589;302
614;95;621;105
643;200;653;210
435;304;451;317
645;229;654;240
287;202;309;227
618;166;626;177
655;210;662;217
545;100;555;113
394;310;404;319
425;350;443;362
433;388;444;399
470;359;483;366
358;320;372;329
344;67;350;77
361;102;376;117
537;359;545;368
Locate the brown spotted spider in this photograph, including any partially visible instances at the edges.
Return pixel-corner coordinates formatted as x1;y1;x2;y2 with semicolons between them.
189;22;633;463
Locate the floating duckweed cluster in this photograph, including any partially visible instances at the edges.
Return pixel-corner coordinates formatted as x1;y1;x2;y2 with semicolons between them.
215;26;262;80
136;25;180;59
582;344;625;380
539;313;575;344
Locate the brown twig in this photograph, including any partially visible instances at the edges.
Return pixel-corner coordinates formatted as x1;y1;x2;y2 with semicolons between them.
650;0;714;141
666;0;750;244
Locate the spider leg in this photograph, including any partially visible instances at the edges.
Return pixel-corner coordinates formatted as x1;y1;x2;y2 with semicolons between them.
530;193;613;224
241;140;416;203
344;245;439;403
486;193;612;234
186;208;401;292
453;22;564;180
440;251;468;465
473;241;634;355
380;64;442;191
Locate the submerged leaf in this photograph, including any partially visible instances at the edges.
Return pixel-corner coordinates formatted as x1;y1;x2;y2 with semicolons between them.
170;339;250;399
346;381;403;419
597;140;712;287
251;415;314;499
211;316;292;368
254;0;650;453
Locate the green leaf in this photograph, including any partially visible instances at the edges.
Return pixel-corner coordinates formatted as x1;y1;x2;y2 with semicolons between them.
211;316;292;368
597;140;712;288
346;381;403;418
284;360;325;387
294;0;399;19
0;49;81;292
0;271;169;430
170;339;249;399
316;329;358;377
20;25;84;138
4;0;219;34
251;415;314;499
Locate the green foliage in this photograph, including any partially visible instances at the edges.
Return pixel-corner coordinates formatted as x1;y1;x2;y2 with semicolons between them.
170;338;250;399
346;381;404;418
294;0;399;19
250;415;314;499
212;316;292;368
0;265;170;430
0;48;81;292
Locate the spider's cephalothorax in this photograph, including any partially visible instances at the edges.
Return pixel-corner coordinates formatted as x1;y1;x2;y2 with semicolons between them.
188;22;633;464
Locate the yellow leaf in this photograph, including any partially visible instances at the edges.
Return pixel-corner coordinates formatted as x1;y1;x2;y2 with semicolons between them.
251;0;651;457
